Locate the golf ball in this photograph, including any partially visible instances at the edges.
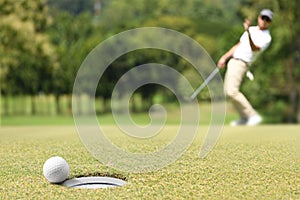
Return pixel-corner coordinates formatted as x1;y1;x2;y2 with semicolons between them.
43;156;70;183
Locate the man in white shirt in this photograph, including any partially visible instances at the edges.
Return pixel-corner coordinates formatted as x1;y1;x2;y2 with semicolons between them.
217;9;273;126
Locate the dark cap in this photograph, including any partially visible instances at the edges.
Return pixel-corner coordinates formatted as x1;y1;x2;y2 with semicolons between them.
260;9;273;21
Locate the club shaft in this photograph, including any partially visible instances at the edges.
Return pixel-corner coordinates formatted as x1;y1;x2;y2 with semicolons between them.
190;68;219;100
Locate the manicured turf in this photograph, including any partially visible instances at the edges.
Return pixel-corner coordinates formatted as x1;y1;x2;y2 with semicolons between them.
0;103;227;126
0;125;299;199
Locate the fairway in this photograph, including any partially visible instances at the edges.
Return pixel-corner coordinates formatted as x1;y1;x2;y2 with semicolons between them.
0;125;299;199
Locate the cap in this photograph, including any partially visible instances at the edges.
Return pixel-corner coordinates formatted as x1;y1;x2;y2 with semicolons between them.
260;9;273;21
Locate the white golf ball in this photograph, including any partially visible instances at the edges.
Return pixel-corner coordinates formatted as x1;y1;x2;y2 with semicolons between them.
43;156;70;183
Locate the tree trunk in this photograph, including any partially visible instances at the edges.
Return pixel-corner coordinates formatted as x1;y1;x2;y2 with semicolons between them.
3;95;9;115
289;90;297;123
131;95;138;113
102;98;109;113
72;95;81;115
88;95;94;115
285;58;296;123
297;89;300;124
67;95;72;115
31;95;36;115
55;94;61;115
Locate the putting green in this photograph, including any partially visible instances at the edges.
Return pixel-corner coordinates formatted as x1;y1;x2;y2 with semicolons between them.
0;125;299;199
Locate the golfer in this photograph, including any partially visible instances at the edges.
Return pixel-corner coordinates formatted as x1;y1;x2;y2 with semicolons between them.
217;9;273;126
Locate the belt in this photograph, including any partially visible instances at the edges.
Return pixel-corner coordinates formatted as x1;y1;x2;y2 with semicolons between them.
232;58;249;66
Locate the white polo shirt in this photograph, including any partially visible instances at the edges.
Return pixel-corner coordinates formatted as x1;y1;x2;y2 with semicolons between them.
233;26;272;64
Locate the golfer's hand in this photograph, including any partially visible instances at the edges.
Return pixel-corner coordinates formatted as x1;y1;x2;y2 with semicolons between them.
217;57;227;68
243;19;251;31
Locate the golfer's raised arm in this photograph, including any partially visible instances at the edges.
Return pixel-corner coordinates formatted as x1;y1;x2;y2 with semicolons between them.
244;19;260;51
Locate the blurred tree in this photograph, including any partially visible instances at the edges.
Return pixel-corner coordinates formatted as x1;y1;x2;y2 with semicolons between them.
47;0;94;16
48;11;96;114
0;0;56;115
3;0;298;122
96;0;234;108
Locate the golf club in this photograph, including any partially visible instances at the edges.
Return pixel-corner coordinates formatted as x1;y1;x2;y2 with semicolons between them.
190;67;220;100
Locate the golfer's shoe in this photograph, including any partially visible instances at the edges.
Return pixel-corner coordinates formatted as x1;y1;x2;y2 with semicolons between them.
246;115;262;126
230;118;247;126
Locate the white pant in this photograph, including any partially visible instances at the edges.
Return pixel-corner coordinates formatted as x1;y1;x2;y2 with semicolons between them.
224;59;258;119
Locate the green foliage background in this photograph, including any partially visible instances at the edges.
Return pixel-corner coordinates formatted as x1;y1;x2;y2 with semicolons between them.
0;0;299;123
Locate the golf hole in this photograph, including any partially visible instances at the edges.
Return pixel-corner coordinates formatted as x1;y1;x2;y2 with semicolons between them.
62;176;127;189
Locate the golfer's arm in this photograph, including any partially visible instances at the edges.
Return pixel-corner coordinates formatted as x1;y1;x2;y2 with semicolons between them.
222;43;240;60
247;30;260;51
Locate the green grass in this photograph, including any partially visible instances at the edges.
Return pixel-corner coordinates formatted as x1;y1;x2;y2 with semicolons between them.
0;125;299;199
1;102;236;126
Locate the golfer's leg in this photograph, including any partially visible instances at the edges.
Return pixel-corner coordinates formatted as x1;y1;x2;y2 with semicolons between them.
232;93;258;118
224;59;257;118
